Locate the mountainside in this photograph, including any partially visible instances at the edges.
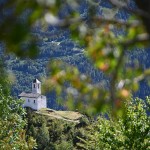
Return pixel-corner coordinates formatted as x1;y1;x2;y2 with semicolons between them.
26;107;89;150
1;0;150;109
25;97;150;150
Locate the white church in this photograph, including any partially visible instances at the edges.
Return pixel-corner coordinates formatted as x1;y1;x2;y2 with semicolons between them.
19;79;47;110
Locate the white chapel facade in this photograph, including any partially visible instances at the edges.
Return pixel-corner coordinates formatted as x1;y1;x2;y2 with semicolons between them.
19;79;47;110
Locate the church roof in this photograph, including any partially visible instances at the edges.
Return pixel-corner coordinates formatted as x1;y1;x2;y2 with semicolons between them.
33;78;41;83
19;92;41;98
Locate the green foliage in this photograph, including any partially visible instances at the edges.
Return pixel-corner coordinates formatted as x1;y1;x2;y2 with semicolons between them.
81;97;150;150
0;0;42;58
54;140;74;150
0;1;150;149
0;85;36;150
25;97;150;150
0;62;36;150
36;123;50;149
44;60;109;114
0;0;150;114
26;108;90;150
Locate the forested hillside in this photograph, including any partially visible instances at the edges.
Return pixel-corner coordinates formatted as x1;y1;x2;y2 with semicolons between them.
1;26;105;109
25;97;150;150
0;0;150;149
1;0;150;109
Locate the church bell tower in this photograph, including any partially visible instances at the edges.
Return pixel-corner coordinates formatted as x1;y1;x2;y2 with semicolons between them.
32;79;41;94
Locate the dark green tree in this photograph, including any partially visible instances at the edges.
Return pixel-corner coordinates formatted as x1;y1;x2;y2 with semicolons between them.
36;123;50;150
80;97;150;150
0;64;36;149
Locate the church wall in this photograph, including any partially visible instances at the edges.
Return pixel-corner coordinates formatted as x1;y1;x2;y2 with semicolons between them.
21;97;38;110
37;96;47;110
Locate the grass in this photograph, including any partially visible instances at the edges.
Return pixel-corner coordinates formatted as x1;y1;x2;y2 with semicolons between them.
36;108;83;122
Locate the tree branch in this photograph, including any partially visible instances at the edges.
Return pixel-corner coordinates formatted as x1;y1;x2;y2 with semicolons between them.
110;0;150;19
122;33;150;46
92;16;140;28
110;46;126;107
118;69;150;88
45;15;141;28
110;33;149;107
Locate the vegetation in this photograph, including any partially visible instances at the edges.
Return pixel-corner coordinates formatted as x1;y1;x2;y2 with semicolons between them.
0;0;150;113
25;97;150;150
26;108;89;150
36;108;83;122
81;97;150;150
0;63;36;150
0;0;150;149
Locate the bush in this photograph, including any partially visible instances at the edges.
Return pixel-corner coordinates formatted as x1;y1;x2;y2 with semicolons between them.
82;97;150;150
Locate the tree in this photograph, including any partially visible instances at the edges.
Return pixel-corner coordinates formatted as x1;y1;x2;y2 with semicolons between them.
36;123;50;150
0;1;150;149
0;61;36;149
0;84;36;149
0;0;150;113
79;97;150;150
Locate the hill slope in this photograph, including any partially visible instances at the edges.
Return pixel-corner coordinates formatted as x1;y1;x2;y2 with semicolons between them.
1;0;150;109
26;108;89;150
